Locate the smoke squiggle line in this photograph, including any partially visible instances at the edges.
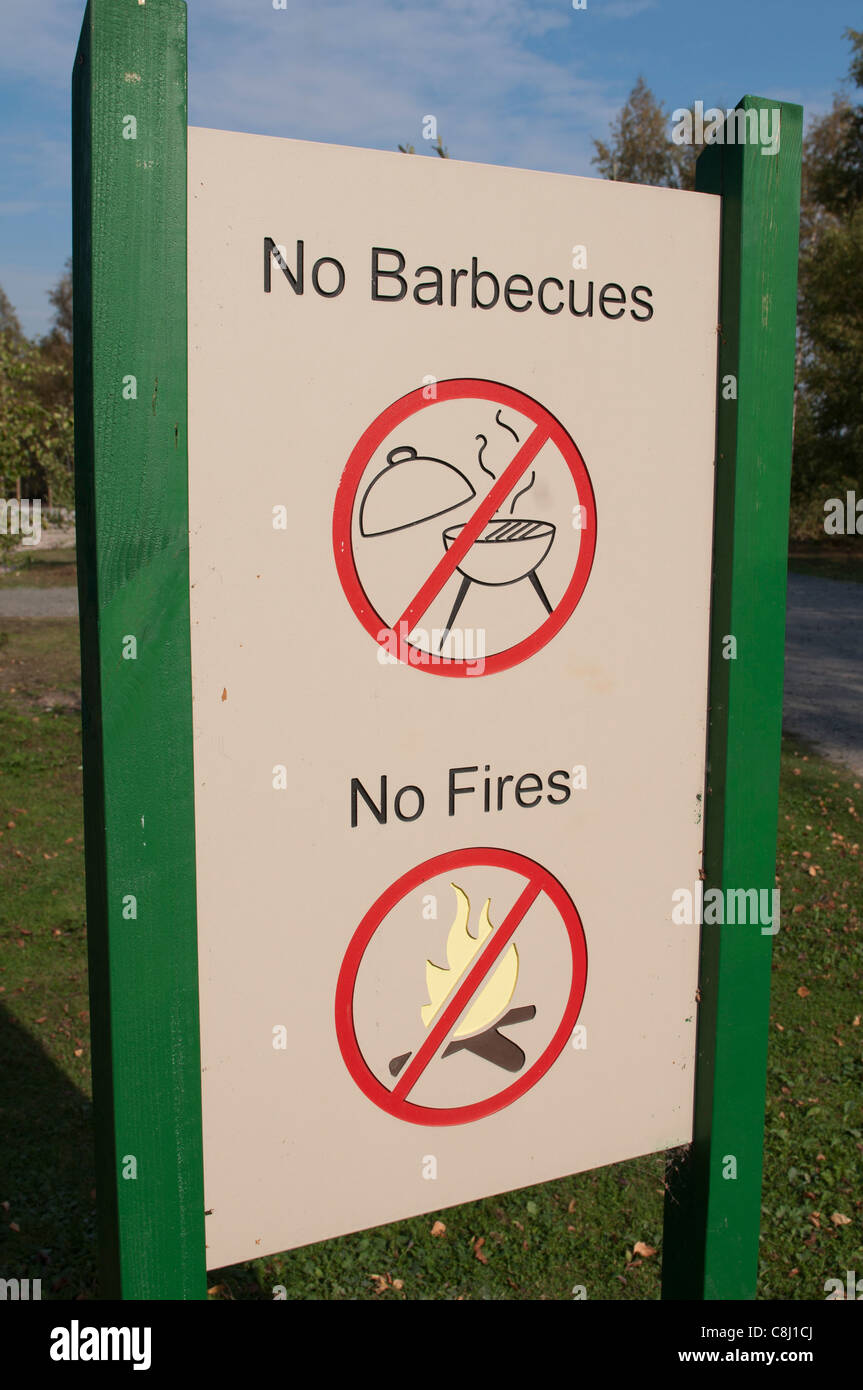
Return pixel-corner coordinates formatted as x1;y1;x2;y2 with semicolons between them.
475;433;496;479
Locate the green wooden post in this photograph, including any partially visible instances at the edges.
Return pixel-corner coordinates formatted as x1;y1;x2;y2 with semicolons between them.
73;0;206;1299
662;97;802;1299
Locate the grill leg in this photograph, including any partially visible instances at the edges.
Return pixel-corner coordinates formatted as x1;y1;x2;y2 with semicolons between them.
529;568;553;614
439;575;473;651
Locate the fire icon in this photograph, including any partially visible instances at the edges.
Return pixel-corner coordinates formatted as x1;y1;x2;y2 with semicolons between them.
335;847;588;1126
389;884;537;1078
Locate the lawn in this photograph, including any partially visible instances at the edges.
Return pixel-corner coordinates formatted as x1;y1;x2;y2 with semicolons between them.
787;537;863;585
0;546;78;590
0;617;860;1300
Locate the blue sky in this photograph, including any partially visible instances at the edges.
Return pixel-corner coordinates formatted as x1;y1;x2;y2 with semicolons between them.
0;0;857;337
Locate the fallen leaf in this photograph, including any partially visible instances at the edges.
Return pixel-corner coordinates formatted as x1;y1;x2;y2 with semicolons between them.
809;1213;821;1229
368;1273;388;1294
633;1241;657;1259
392;1278;404;1291
473;1236;488;1265
797;986;810;998
220;688;227;702
430;1220;446;1237
9;1222;20;1232
567;1198;576;1213
831;1212;851;1227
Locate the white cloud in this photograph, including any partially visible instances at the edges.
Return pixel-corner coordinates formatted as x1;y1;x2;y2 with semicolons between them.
0;1;621;184
185;0;614;175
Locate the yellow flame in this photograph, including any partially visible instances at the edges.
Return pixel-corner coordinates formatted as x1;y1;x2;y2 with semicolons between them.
421;883;518;1037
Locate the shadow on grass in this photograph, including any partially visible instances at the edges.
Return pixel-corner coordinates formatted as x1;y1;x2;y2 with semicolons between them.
0;1003;98;1299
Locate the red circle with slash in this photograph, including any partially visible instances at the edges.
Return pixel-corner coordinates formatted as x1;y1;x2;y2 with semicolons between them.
332;379;596;677
335;847;588;1126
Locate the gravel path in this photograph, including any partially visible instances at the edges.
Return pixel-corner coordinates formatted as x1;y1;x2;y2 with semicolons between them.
0;587;79;618
784;572;863;777
1;572;860;774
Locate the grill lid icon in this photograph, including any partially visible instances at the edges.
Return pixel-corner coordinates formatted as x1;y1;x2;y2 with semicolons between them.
358;445;476;537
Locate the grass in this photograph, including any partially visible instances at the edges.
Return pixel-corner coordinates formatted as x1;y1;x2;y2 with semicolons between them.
0;619;94;1296
787;538;863;585
0;618;860;1300
0;547;78;590
759;736;863;1298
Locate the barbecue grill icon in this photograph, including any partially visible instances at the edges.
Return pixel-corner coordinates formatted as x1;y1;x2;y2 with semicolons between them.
439;516;555;649
358;413;556;651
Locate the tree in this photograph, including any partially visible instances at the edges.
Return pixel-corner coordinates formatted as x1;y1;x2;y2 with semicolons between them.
398;134;449;158
0;330;74;515
36;258;73;423
808;29;863;217
46;257;73;345
0;269;75;561
0;284;22;341
792;29;863;527
591;78;699;189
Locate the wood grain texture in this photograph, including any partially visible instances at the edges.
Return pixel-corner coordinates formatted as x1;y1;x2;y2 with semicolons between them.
73;0;206;1299
662;96;802;1300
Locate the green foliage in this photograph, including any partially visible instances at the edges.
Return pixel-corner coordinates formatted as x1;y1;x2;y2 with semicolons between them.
0;285;23;341
792;30;863;528
0;265;74;562
591;78;700;190
0;332;74;558
398;134;449;158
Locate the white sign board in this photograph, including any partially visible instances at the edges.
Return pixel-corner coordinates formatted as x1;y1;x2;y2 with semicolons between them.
187;128;720;1267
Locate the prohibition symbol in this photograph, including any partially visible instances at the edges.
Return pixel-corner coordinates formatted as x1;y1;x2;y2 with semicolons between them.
333;379;597;678
335;848;588;1126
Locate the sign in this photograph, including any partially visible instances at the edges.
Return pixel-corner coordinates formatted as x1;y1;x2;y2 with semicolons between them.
187;126;720;1265
73;0;802;1302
